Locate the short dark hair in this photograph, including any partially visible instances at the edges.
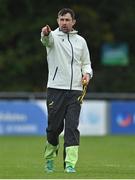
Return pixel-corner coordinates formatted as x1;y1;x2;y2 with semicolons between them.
58;8;75;19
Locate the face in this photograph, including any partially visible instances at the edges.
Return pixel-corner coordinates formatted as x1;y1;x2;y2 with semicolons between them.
57;13;76;33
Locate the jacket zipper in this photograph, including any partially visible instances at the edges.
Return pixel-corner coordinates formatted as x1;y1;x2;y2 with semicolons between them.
53;66;58;80
67;34;74;90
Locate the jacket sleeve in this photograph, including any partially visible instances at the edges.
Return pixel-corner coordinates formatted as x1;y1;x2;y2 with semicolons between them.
40;31;54;47
81;39;93;78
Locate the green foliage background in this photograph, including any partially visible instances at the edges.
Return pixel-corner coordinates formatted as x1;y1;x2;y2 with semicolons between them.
0;0;135;92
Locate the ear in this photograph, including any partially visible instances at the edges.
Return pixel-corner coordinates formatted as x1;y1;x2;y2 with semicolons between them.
72;19;76;26
57;18;59;25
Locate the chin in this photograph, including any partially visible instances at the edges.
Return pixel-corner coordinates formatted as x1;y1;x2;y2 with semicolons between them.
61;28;69;33
63;30;69;33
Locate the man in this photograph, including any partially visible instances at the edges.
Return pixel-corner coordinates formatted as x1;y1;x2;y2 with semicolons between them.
41;8;93;173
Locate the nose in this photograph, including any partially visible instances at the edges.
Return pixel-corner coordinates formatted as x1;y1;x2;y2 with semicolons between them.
63;20;67;24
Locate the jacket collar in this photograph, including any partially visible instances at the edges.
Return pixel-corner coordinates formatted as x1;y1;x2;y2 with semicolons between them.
54;28;78;36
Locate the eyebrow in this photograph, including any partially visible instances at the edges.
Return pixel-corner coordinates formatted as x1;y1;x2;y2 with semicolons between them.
59;17;71;20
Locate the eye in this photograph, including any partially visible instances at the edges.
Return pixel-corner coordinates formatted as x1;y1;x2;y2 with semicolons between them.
60;18;64;21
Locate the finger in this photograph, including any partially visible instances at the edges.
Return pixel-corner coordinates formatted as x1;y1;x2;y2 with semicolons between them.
42;27;47;32
46;25;51;32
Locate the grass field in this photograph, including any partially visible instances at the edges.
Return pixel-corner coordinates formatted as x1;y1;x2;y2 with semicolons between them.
0;135;135;179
